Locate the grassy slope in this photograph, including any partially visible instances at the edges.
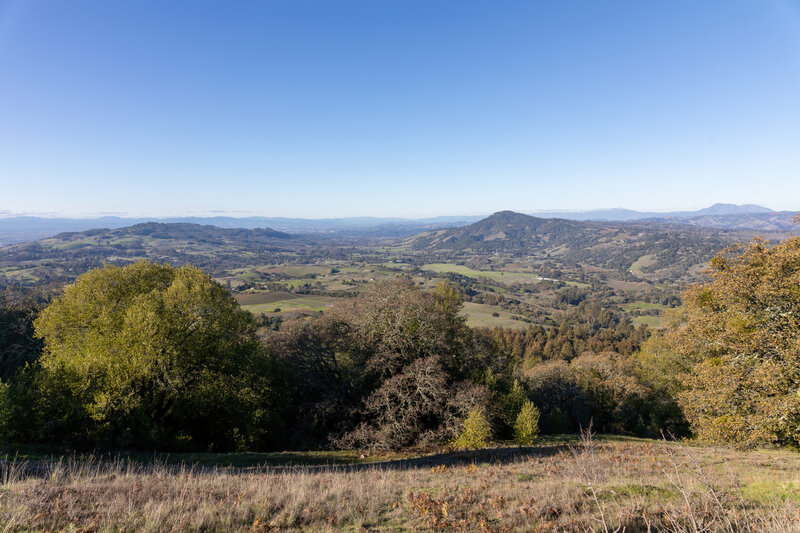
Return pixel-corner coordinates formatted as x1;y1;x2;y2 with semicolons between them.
629;253;657;274
621;301;669;311
632;315;663;328
241;296;342;313
236;290;528;328
421;263;542;284
462;301;528;329
1;438;798;531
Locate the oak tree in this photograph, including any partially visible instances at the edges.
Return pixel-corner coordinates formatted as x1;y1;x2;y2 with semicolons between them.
22;261;278;450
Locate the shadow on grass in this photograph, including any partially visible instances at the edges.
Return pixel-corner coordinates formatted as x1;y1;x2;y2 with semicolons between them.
1;444;570;480
286;444;569;474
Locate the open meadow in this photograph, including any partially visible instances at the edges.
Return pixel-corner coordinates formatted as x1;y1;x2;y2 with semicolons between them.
2;436;799;532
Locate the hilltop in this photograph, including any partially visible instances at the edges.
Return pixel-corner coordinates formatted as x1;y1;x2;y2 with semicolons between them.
410;211;588;252
1;438;798;531
0;223;307;286
407;210;771;281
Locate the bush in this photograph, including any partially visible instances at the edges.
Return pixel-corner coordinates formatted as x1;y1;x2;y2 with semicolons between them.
513;400;540;445
452;406;492;450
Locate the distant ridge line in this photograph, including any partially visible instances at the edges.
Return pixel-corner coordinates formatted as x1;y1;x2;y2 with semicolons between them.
0;204;795;246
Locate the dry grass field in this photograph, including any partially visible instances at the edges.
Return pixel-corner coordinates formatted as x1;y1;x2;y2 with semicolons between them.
2;436;799;532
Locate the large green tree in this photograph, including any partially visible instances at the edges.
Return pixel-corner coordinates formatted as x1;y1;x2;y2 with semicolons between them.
8;260;279;451
675;235;800;446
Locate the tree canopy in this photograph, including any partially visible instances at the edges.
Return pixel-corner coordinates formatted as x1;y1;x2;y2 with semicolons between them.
266;279;504;450
675;236;800;446
8;260;278;451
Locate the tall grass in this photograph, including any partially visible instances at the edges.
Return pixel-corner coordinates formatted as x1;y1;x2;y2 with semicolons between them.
1;439;799;532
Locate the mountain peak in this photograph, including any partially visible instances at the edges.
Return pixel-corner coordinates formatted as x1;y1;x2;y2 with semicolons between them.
695;203;773;216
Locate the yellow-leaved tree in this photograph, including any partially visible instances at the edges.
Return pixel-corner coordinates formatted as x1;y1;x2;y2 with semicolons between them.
675;231;800;447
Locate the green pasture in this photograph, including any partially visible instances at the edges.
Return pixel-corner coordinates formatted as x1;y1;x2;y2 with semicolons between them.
51;239;96;251
256;264;335;276
630;254;657;274
235;291;300;306
621;301;669;311
461;302;528;329
242;295;343;314
0;267;40;282
421;263;542;284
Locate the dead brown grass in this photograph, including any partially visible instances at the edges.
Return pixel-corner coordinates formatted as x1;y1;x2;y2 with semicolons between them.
1;438;799;532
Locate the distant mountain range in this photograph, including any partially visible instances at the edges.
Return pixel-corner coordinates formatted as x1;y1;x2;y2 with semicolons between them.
660;212;798;232
537;204;796;232
533;203;776;221
0;204;795;246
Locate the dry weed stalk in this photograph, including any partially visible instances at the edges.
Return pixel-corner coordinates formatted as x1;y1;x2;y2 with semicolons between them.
568;422;623;533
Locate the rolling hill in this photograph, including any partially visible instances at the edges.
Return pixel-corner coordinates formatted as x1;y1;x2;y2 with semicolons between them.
408;211;777;280
0;223;306;286
0;215;485;246
2;211;794;288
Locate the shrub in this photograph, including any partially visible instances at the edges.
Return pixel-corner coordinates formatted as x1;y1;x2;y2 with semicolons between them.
513;400;540;445
452;406;491;450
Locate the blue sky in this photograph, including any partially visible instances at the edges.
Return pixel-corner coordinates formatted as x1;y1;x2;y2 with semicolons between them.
1;1;799;218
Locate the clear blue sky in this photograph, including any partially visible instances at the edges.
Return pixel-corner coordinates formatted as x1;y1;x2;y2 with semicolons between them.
1;1;799;218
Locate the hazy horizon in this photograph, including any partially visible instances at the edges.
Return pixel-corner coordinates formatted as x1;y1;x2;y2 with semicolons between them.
0;202;791;221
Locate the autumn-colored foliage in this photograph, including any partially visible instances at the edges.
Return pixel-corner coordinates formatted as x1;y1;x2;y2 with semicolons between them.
513;400;540;445
451;406;492;449
675;236;800;446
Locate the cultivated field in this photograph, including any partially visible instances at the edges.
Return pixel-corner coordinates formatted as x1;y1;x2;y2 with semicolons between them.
2;436;799;532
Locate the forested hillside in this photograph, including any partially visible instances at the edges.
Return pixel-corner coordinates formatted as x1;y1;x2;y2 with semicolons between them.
409;211;767;281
